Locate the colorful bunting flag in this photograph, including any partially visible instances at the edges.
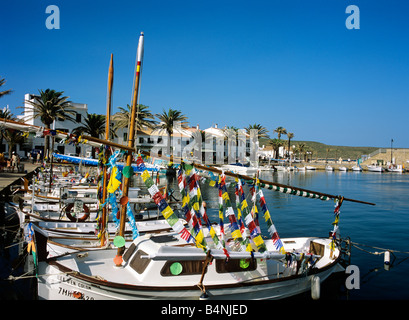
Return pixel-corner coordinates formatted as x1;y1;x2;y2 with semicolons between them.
256;178;286;254
24;222;38;275
330;196;343;254
236;178;267;253
136;155;198;248
177;163;207;250
218;173;250;252
178;162;223;250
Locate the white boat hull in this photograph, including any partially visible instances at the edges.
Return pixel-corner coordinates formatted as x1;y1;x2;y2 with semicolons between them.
38;260;343;300
220;165;258;175
367;165;384;172
37;236;345;300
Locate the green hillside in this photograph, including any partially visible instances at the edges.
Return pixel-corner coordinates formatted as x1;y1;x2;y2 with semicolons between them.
259;139;378;161
293;141;378;160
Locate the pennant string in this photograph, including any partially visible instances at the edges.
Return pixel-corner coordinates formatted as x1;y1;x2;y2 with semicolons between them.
136;155;201;250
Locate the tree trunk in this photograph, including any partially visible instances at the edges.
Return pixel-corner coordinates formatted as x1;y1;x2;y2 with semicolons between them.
167;132;171;157
44;124;50;160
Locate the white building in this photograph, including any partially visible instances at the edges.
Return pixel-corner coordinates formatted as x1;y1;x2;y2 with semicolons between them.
9;93;259;164
114;123;255;165
17;93;91;158
114;124;193;159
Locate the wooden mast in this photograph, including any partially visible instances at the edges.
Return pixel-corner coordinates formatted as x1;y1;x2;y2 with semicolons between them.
100;53;114;246
115;32;144;264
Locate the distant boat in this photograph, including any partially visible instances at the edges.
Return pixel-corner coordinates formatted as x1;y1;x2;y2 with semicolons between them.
220;163;258;175
275;165;287;172
351;165;362;172
306;166;316;171
325;165;334;171
367;165;384;172
386;165;404;173
338;166;348;172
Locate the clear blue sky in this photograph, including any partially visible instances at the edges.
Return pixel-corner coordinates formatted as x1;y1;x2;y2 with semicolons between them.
1;0;408;148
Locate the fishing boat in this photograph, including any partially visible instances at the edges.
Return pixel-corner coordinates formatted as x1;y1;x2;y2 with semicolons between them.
386;164;404;173
274;165;287;172
36;232;346;300
220;163;258;175
351;165;362;172
257;165;274;171
367;165;384;172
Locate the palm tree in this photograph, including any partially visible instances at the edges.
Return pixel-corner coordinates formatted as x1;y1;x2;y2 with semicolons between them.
245;123;269;140
295;143;306;161
286;132;294;158
2;128;26;159
112;104;157;135
155;108;188;155
73;113;109;158
268;138;285;159
0;77;13;99
0;108;13;153
274;126;287;139
22;89;77;159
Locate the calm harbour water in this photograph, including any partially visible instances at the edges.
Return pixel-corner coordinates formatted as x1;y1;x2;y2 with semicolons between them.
192;169;409;300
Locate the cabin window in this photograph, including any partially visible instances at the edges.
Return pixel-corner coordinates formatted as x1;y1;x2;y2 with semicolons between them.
129;249;151;274
160;260;207;277
123;243;136;263
309;241;325;261
215;258;257;273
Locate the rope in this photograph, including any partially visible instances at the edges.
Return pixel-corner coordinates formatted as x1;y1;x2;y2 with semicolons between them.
351;241;409;256
7;271;77;281
3;240;25;249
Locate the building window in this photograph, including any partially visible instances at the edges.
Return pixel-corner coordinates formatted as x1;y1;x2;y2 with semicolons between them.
139;137;144;144
123;133;128;142
76;113;82;123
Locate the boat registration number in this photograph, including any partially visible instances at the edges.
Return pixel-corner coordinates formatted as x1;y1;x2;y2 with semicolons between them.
56;275;95;300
